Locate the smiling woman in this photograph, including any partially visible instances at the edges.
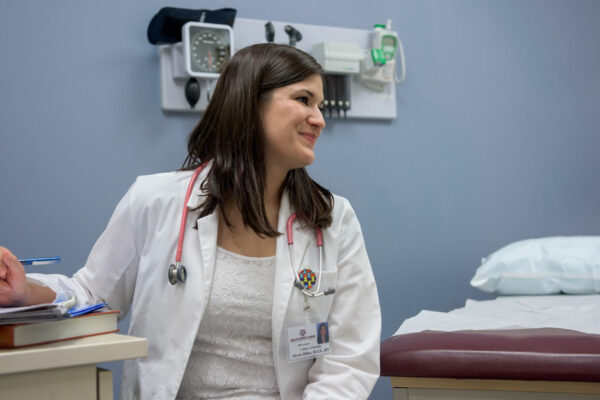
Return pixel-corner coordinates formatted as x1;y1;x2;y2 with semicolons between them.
1;43;381;400
183;43;333;243
262;75;325;177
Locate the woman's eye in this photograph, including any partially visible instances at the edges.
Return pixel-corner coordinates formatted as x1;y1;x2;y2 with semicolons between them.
296;96;309;105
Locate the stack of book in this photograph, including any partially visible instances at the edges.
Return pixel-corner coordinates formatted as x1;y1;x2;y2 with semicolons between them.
0;296;119;348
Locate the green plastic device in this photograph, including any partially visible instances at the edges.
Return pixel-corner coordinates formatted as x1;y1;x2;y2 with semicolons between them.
370;23;398;66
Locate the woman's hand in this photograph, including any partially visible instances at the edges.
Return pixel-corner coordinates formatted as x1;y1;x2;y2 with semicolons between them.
0;247;31;307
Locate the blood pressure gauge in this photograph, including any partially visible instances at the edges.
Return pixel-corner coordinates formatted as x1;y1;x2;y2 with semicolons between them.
182;22;234;78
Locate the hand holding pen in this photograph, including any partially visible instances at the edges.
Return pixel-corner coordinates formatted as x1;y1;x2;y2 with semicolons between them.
0;247;59;307
0;247;30;307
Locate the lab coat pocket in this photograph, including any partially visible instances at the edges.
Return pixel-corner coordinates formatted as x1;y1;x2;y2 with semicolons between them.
306;269;338;321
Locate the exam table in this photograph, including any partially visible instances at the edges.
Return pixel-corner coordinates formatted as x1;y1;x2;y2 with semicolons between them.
380;295;600;399
381;328;600;399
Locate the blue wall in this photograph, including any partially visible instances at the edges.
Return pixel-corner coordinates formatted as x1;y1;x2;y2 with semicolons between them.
1;1;599;398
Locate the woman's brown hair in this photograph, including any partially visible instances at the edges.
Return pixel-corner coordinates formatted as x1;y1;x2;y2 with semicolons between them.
182;43;333;237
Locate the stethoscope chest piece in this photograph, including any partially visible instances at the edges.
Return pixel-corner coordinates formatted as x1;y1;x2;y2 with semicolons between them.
168;263;187;285
298;268;317;290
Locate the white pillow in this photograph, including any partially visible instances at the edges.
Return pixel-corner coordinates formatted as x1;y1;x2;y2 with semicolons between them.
470;236;600;295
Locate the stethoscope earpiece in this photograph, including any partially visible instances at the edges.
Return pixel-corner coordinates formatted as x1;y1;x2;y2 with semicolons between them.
294;278;336;297
168;263;187;285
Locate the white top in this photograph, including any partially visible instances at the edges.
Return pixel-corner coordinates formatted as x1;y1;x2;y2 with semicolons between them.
176;247;279;400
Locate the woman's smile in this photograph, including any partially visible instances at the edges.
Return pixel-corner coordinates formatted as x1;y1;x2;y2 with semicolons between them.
299;131;318;146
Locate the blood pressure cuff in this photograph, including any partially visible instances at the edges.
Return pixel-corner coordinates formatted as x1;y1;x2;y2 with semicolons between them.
147;7;237;45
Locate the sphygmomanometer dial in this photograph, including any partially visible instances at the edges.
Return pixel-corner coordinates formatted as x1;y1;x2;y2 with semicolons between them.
183;22;234;78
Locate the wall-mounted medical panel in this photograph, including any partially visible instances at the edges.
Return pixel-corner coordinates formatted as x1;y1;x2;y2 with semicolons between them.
159;17;403;119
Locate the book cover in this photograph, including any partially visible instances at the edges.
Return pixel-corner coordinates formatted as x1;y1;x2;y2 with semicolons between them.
0;309;120;348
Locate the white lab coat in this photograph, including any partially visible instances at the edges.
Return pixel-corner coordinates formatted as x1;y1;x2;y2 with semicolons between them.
28;168;381;399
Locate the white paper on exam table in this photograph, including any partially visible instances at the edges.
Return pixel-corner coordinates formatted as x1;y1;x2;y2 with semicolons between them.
394;294;600;336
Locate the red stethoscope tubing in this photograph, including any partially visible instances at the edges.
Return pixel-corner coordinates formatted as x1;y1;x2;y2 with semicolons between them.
175;164;206;264
286;213;325;296
286;213;323;247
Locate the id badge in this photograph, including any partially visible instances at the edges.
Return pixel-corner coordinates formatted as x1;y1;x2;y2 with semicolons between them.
287;322;331;362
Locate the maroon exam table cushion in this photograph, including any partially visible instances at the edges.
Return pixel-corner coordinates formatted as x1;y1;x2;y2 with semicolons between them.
380;328;600;382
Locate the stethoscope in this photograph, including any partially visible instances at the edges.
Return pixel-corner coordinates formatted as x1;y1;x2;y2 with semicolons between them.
168;165;336;299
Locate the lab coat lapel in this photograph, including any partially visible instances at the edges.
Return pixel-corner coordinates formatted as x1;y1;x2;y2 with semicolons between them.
272;192;309;361
187;165;218;306
195;210;218;304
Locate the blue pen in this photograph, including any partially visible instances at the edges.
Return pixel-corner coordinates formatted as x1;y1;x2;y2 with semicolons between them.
18;257;61;266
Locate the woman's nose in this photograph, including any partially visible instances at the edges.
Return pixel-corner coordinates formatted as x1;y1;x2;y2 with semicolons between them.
308;107;326;129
